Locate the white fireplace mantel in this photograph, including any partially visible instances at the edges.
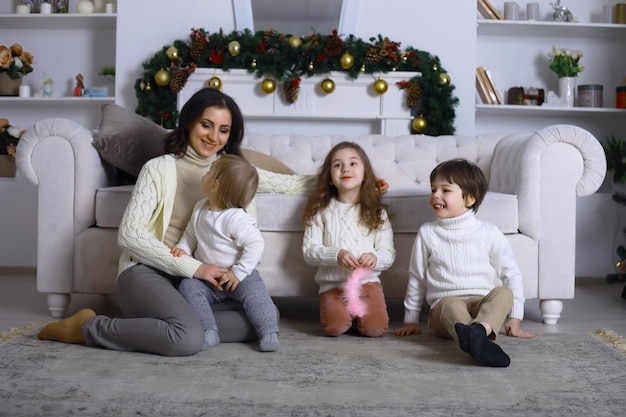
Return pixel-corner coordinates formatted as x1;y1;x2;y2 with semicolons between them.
179;69;421;136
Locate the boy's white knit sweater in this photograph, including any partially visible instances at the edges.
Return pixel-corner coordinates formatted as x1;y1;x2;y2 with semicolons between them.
302;199;396;294
403;210;525;325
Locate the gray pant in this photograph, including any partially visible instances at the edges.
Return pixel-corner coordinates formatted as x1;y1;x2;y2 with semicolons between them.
82;264;260;356
178;269;279;339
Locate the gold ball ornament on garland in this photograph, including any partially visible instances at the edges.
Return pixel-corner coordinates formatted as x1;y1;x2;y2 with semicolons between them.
165;47;179;61
412;115;428;133
261;78;276;94
145;82;151;92
373;77;388;95
154;69;170;87
339;53;355;70
439;72;451;86
288;36;302;48
251;59;257;68
206;76;223;90
228;41;241;57
320;78;335;94
308;62;314;71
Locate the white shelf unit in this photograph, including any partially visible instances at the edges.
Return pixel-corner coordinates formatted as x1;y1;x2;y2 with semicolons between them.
0;13;117;130
475;18;626;144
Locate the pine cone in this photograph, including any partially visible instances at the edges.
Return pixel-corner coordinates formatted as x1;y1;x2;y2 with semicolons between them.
365;47;382;64
407;84;423;108
169;71;188;93
323;35;344;57
284;82;299;104
190;40;207;61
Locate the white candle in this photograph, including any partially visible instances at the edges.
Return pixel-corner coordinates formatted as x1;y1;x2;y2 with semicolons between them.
16;4;31;14
40;3;52;14
19;85;31;98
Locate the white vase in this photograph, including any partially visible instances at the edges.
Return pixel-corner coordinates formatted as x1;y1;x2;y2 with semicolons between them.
559;76;576;108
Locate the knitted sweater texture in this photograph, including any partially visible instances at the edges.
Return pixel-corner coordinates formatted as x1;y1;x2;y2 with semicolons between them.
302;199;396;294
118;153;314;279
403;210;525;325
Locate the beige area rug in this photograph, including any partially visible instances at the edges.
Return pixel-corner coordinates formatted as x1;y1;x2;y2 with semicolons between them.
1;321;625;417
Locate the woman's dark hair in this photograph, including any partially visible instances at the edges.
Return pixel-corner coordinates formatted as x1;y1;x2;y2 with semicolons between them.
164;88;245;157
430;158;488;212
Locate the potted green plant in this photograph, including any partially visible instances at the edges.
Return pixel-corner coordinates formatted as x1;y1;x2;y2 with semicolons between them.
602;135;626;187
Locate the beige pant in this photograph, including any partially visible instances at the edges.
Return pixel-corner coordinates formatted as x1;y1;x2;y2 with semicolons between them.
429;286;513;342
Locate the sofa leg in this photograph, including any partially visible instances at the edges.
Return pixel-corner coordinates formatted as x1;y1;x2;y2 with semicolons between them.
539;299;563;325
47;293;71;318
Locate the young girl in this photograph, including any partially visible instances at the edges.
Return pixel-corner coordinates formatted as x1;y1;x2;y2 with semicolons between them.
302;142;396;337
171;154;279;352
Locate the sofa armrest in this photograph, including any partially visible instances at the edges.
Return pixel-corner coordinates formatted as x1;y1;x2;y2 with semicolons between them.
489;124;606;301
490;124;606;240
16;118;111;298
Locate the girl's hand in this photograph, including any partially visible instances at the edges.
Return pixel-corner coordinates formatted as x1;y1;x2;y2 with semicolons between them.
337;249;360;270
358;253;377;269
393;324;421;337
194;264;229;290
169;246;189;258
504;318;536;338
217;270;240;292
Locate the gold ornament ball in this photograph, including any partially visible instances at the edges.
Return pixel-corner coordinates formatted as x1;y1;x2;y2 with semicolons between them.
165;46;179;61
439;73;451;86
145;82;151;91
320;78;335;94
308;62;314;71
288;36;302;48
373;77;388;94
154;69;170;87
251;59;257;68
261;78;276;94
206;76;223;90
228;40;241;56
412;116;428;133
339;53;355;70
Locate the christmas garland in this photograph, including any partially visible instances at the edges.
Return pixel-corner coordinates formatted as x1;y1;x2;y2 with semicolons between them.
135;28;459;135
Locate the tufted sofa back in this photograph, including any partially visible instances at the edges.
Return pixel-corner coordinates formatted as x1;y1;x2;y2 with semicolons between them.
242;133;507;189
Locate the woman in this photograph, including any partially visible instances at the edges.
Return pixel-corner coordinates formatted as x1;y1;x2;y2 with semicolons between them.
37;88;312;356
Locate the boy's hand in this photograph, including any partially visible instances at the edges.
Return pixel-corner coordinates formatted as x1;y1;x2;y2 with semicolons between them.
217;270;240;292
393;324;421;337
505;318;536;338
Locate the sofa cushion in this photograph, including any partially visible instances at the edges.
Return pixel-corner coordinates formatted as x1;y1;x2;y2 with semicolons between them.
92;104;168;177
95;184;519;235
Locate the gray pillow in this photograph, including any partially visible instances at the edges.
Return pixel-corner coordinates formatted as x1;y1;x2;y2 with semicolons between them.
92;104;168;177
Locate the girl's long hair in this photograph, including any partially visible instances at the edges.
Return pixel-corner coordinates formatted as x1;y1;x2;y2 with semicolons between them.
302;142;387;231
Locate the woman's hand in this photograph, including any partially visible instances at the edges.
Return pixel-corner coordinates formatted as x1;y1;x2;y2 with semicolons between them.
194;264;229;290
375;178;389;195
504;318;536;338
217;270;240;292
393;324;421;337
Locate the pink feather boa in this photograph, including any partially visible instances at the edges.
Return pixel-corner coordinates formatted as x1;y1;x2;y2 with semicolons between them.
343;267;369;317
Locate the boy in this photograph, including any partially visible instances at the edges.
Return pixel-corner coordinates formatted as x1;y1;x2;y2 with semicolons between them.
393;159;535;367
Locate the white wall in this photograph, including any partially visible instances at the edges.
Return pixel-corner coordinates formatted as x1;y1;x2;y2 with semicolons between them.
340;0;476;136
115;0;238;110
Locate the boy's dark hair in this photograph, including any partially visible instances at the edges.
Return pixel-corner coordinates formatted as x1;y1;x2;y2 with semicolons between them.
430;158;488;212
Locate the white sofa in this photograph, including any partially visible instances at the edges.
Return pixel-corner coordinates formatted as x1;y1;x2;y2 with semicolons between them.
16;118;606;324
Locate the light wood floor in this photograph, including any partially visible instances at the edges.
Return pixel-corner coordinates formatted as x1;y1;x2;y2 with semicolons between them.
2;267;626;336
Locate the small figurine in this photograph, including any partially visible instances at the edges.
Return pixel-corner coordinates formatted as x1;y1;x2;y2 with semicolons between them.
41;72;54;98
73;74;84;97
550;0;573;22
